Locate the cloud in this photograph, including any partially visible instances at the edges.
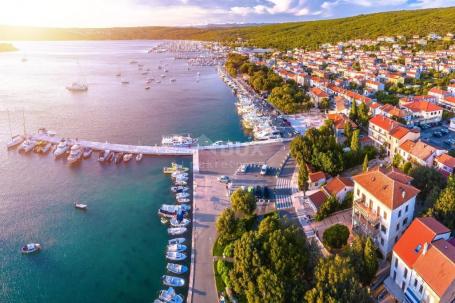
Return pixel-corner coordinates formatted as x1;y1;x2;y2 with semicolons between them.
230;0;311;17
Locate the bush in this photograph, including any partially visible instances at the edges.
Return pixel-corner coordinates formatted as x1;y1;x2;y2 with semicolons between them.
223;243;234;258
323;224;350;250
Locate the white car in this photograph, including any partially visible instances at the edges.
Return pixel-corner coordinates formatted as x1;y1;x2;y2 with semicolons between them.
217;175;230;183
260;164;268;176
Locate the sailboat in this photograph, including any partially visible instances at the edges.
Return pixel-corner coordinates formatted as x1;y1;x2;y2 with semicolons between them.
6;110;24;149
66;60;88;92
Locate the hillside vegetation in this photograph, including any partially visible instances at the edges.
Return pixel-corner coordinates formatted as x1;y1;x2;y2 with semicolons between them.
1;7;454;49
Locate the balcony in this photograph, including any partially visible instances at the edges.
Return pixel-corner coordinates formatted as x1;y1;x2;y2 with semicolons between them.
352;199;380;237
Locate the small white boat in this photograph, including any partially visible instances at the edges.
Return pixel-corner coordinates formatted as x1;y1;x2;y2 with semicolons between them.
21;243;41;254
170;218;190;228
135;153;143;162
159;287;184;303
83;147;92;159
7;135;24;149
18;139;36;153
162;275;185;287
53;140;69;158
168;238;185;245
176;192;190;200
167;244;187;252
168;227;187;236
123;153;133;162
176;198;190;204
145;86;151;90
98;149;110;162
167;263;188;275
67;144;83;164
66;82;88;92
166;251;187;261
171;172;188;178
174;180;187;186
74;202;87;210
171;186;188;193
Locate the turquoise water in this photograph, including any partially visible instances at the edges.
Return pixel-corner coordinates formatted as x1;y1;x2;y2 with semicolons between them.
0;41;247;302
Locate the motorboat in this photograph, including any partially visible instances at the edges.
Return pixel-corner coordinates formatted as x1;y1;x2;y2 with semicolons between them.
67;144;83;164
123;153;133;162
114;152;124;164
176;192;190;200
163;162;189;174
53;140;69;158
166;251;186;261
135;153;143;162
66;82;88;92
166;263;188;275
145;86;151;90
98;149;110;162
161;217;169;224
21;243;41;254
161;134;197;147
158;204;190;218
171;171;188;178
159;287;184;303
74;202;87;210
7;135;24;149
174;180;187;186
162;275;185;287
105;151;114;162
171;186;188;193
18;139;36;153
176;198;190;204
82;147;92;159
168;238;185;245
167;244;187;252
168;227;187;236
170;218;190;228
42;142;53;154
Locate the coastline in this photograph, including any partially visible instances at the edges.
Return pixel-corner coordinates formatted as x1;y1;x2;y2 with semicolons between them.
0;43;18;52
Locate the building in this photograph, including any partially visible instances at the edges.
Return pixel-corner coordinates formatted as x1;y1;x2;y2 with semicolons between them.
352;166;420;256
327;113;357;144
434;153;455;176
323;176;354;202
386;217;454;303
398;140;446;167
401;101;443;126
309;87;329;106
308;171;327;190
428;88;450;102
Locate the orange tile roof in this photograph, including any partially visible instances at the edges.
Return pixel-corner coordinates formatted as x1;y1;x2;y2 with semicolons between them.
310;87;329;98
352;167;419;210
413;239;455;298
444;96;455;104
399;140;438;161
309;171;326;183
369;115;401;132
429;87;449;96
390;126;410;139
393;217;450;268
402;101;442;113
308;190;328;210
435;153;455;168
327;113;357;130
323;176;354;196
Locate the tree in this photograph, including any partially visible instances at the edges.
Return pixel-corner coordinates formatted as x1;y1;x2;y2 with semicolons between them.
392;153;403;168
362;154;369;172
358;103;370;127
298;164;309;192
344;122;353;145
428;175;455;229
402;162;412;174
363;237;379;283
256;269;285;302
315;196;339;221
305;255;373;303
231;188;257;216
216;208;241;245
349;101;358;121
322;224;350;250
350;129;360;153
411;166;446;209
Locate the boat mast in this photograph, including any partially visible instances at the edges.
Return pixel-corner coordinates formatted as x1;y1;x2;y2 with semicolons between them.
7;109;12;138
22;109;26;136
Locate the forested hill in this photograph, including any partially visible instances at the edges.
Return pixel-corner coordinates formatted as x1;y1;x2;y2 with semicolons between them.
1;7;454;50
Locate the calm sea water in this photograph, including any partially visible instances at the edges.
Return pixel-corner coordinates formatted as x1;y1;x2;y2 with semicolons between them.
0;41;247;303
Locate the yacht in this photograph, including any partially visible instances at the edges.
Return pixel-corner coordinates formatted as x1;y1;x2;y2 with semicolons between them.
7;135;24;149
67;144;83;164
19;139;36;153
53;140;69;158
165;252;186;261
123;153;133;162
162;276;185;287
162;134;196;147
135;153;143;162
166;263;188;275
66;82;88;92
21;243;41;254
167;244;187;252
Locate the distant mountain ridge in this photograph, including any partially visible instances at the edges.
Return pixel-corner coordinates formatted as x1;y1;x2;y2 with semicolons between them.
1;7;454;50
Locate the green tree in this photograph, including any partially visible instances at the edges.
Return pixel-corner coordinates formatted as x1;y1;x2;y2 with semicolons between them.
358;103;370;127
256;269;285;302
216;208;242;245
403;162;412;174
231;188;257;216
392;153;403;168
428;175;455;229
350;129;360;153
349;101;358;121
411;166;446;210
305;255;373;303
344;122;353;145
316;196;339;221
363;237;379;283
298;164;309;192
362;154;369;172
322;224;350;249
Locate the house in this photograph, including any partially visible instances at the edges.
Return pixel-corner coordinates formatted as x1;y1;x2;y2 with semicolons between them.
352;166;420;256
401;101;443;125
439;96;455;112
308;171;327;190
397;140;446;167
327;113;357;144
448;84;455;95
428;88;450;102
368;115;420;157
307;190;329;212
399;96;437;106
378;104;412;125
366;80;384;91
309;87;329;106
434;153;455;176
323;176;354;202
385;217;454;303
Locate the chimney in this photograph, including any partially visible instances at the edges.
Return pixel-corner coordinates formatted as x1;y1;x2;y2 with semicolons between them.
422;242;428;255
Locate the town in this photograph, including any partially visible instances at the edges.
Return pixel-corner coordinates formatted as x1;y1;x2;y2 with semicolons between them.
209;32;455;303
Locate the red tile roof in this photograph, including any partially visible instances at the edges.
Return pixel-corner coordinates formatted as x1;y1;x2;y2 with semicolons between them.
369;115;401;132
390;126;410;139
309;171;326;183
402;101;442;113
308;190;328;210
399;140;438;161
310;87;329;98
436;153;455;168
323;176;354;196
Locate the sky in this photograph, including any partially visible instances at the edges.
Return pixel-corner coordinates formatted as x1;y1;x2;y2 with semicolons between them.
0;0;454;28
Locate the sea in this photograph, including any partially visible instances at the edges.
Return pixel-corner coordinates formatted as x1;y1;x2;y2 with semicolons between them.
0;40;247;303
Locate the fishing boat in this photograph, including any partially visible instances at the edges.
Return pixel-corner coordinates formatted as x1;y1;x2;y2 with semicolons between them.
168;238;185;245
167;244;187;252
66;82;88;92
123;153;133;162
176;198;190;204
170;218;190;228
98;149;110;162
168;227;187;236
7;135;24;149
21;243;41;254
18;139;36;153
135;153;143;162
166;263;188;275
42;142;53;154
162;275;185;287
163;162;189;174
74;202;87;210
166;251;186;261
176;192;190;200
158;287;184;303
53;140;69;158
171;186;188;193
67;144;83;164
82;147;92;158
161;217;169;224
114;152;123;164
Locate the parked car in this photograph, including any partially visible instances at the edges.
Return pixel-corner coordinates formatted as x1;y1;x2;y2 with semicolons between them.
217;175;230;183
440;128;449;135
433;131;442;138
260;164;268;176
239;164;248;173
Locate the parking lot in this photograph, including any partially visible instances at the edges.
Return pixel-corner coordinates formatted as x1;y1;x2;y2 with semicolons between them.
419;121;455;150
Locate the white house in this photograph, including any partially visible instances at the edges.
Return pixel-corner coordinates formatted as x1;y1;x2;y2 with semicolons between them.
401;101;443;126
352;166;420;257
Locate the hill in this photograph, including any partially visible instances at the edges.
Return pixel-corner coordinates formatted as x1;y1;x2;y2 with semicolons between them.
1;7;454;50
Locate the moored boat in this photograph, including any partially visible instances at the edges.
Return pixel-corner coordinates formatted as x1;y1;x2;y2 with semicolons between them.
166;251;187;261
162;275;185;287
67;144;83;164
159;287;184;303
7;135;24;149
168;238;185;245
82;147;92;159
170;218;190;227
123;153;133;162
167;244;187;252
18;139;36;153
176;197;190;204
53;140;69;158
166;263;188;275
175;192;190;200
167;227;187;236
135;153;143;162
21;243;41;254
171;186;188;193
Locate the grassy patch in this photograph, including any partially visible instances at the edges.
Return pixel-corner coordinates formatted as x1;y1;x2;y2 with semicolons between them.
212;236;225;257
214;261;226;295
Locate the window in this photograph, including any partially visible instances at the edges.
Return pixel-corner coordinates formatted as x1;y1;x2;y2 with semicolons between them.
357;189;360;196
419;285;423;293
377;206;381;216
396;223;400;231
395;258;398;268
404;268;408;279
414;279;418;287
402;281;406;291
380;237;385;246
398;210;402;218
393;271;397;281
381;225;387;234
403;218;408;225
405;205;409;212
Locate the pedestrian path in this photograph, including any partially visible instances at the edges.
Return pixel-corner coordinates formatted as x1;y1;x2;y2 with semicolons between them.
275;176;293;209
